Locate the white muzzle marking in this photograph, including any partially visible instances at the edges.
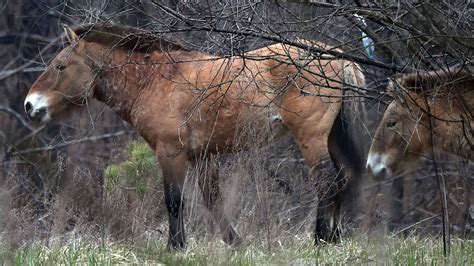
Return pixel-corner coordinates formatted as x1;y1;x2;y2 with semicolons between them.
366;152;390;179
24;92;52;122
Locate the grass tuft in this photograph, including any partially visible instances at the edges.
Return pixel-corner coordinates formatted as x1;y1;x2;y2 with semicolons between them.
2;235;472;265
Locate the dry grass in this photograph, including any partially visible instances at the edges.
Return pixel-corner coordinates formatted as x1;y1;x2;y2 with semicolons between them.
0;125;472;265
2;234;473;265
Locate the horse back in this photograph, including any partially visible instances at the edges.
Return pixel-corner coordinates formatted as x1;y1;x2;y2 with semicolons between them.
136;45;353;155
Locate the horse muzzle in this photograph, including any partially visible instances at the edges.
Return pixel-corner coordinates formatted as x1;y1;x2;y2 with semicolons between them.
25;105;49;122
366;152;390;180
24;93;52;123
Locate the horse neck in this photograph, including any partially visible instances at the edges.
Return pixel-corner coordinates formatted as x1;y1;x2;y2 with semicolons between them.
91;47;165;124
430;98;473;161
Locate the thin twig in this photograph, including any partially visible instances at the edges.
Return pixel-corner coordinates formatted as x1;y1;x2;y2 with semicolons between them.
392;214;440;237
0;105;49;147
0;35;62;81
151;1;410;73
425;96;451;256
11;130;134;155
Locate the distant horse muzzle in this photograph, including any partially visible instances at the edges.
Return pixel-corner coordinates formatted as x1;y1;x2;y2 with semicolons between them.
366;153;390;180
366;163;388;180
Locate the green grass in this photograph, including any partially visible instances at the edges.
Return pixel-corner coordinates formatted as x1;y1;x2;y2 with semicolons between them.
105;141;161;200
1;235;472;265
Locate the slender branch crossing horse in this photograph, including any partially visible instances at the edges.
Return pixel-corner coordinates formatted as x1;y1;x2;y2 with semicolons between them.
367;68;473;179
25;23;366;249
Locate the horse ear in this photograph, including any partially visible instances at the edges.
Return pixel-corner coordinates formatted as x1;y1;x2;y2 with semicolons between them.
386;78;409;105
63;24;78;45
386;79;399;99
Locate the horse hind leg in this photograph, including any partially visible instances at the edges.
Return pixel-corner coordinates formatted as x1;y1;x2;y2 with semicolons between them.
314;113;362;245
314;166;344;245
290;136;344;244
284;123;344;244
197;155;241;246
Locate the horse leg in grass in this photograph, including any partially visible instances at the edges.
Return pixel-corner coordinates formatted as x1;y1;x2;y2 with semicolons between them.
281;88;343;244
158;150;188;250
313;113;365;244
289;124;343;244
315;190;343;244
311;147;344;244
197;155;241;245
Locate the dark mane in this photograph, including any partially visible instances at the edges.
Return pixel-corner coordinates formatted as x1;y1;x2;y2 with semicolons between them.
396;68;473;94
72;23;188;52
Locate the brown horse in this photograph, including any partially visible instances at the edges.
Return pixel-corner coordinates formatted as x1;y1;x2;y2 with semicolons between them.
24;23;365;249
367;68;473;180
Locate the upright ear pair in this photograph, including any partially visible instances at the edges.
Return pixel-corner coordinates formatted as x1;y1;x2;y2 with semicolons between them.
63;24;79;45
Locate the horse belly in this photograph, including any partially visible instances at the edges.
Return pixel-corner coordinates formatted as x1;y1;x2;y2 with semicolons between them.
188;105;288;154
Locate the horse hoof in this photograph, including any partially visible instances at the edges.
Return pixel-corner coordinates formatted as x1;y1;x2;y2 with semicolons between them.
167;239;186;251
314;233;340;245
224;232;243;247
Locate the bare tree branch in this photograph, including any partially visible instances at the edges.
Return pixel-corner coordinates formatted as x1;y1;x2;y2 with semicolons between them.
11;130;134;155
0;35;62;81
151;1;411;73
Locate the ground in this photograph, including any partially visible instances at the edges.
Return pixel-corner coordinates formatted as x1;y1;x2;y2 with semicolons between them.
3;235;473;265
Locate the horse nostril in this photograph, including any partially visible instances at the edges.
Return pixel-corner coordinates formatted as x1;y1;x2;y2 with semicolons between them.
25;102;33;113
380;167;387;177
366;165;373;176
36;107;47;117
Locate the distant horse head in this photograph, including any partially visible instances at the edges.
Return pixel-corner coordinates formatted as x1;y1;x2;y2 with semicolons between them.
366;89;428;179
24;25;95;123
367;68;473;180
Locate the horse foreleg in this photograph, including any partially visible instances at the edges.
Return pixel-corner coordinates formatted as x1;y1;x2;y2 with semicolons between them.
198;155;241;246
158;151;188;250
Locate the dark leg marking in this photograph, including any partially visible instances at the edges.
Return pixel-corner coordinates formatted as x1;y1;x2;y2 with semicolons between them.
164;183;186;249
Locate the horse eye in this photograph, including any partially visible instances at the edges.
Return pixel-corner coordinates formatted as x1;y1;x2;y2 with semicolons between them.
55;64;67;71
387;120;397;129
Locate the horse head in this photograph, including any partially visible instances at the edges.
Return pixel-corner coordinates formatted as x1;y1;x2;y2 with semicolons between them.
366;87;429;180
24;25;95;123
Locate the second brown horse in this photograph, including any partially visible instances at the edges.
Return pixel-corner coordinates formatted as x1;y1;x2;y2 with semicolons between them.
24;23;366;249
